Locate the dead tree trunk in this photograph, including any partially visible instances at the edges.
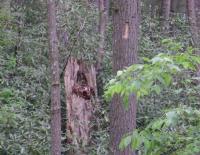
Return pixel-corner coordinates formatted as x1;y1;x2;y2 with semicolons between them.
161;0;171;32
47;0;61;155
110;0;139;154
64;57;97;155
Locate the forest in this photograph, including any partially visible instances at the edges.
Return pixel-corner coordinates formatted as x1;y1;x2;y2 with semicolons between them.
0;0;200;155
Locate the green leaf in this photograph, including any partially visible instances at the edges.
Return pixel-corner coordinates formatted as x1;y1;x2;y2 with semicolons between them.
142;57;150;62
144;140;152;154
123;93;129;110
108;79;116;85
157;76;165;86
151;57;162;64
117;70;123;76
131;131;142;150
167;64;181;72
151;119;165;130
161;73;172;86
166;111;178;126
161;39;171;44
151;85;161;94
131;137;141;150
0;88;13;99
119;135;132;150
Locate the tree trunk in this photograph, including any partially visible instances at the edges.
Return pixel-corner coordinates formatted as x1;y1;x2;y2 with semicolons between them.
96;0;109;71
192;0;200;76
161;0;171;31
96;0;109;95
187;0;199;48
64;57;97;155
110;0;139;154
47;0;61;155
195;0;200;46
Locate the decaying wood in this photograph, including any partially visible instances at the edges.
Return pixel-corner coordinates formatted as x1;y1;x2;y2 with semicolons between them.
64;57;97;154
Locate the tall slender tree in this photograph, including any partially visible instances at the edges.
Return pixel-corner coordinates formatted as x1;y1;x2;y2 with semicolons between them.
96;0;109;95
97;0;109;71
189;0;200;76
194;0;200;49
110;0;139;154
195;0;200;34
47;0;61;155
161;0;171;31
187;0;199;48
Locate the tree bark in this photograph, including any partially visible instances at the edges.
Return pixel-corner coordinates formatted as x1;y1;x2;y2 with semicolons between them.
64;58;97;155
195;0;200;47
110;0;139;154
192;0;200;76
187;0;199;48
161;0;171;31
96;0;109;71
96;0;109;95
47;0;61;155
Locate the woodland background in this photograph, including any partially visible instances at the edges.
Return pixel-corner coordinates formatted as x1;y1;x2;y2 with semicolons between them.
0;0;200;155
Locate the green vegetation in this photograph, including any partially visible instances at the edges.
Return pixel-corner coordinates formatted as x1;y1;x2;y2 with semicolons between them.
0;0;200;154
119;106;200;155
105;40;200;154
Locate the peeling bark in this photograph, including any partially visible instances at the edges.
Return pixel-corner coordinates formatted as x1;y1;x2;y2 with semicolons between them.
64;57;97;154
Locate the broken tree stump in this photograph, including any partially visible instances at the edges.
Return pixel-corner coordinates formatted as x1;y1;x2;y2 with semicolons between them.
64;57;97;154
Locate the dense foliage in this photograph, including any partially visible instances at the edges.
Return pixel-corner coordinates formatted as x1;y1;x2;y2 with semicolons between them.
0;1;50;154
0;0;200;154
105;40;200;106
105;40;200;154
0;0;108;154
120;106;200;155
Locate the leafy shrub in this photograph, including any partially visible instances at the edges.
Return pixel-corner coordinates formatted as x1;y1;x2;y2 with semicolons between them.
105;40;200;108
119;106;200;155
104;39;200;155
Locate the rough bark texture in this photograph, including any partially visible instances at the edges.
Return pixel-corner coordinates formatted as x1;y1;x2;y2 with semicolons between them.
187;0;199;48
195;0;200;45
161;0;171;31
171;0;186;13
64;57;97;155
97;0;109;71
193;0;200;76
47;0;61;155
110;0;139;154
96;0;109;96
